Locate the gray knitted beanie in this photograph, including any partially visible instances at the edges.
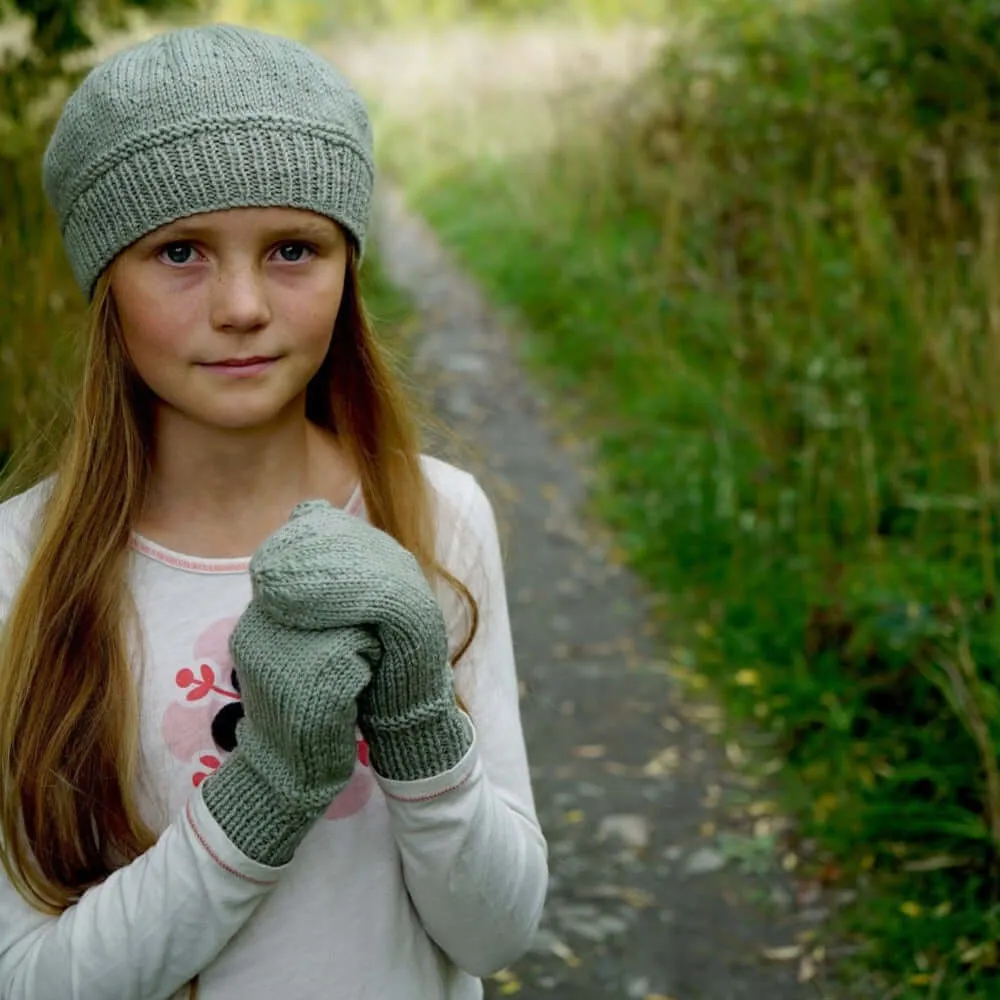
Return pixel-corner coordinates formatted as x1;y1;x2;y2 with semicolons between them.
43;24;375;298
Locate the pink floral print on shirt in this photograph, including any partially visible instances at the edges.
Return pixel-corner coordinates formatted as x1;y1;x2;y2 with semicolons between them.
160;615;375;819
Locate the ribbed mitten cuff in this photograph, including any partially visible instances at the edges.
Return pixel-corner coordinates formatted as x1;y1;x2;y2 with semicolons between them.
201;753;321;868
362;699;472;782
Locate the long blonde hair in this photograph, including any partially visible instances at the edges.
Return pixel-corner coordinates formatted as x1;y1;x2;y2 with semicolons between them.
0;248;477;916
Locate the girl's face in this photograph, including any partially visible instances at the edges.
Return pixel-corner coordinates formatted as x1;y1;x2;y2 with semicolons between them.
110;207;348;431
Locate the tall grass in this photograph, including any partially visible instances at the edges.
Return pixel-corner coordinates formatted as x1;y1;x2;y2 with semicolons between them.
0;125;80;479
372;0;1000;992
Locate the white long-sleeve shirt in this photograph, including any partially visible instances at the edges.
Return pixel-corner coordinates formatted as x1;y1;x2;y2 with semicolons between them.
0;456;547;1000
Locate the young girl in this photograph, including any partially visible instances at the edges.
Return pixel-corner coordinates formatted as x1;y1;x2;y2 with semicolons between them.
0;22;547;1000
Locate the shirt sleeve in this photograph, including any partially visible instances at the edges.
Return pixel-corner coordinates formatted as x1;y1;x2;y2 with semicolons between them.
0;794;282;1000
0;502;282;1000
372;474;548;977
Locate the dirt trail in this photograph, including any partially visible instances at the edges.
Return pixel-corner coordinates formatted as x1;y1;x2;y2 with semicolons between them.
371;181;830;998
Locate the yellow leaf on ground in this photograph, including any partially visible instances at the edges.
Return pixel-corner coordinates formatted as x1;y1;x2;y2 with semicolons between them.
643;746;680;776
564;809;585;825
735;669;760;687
797;955;818;983
550;939;581;968
900;901;923;918
762;945;803;962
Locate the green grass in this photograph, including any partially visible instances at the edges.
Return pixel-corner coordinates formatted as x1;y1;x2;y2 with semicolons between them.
370;1;1000;994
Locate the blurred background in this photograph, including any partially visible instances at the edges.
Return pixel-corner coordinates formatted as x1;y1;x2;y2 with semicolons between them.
4;0;1000;995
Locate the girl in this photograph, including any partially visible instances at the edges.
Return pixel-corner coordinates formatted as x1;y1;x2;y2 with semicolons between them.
0;22;547;1000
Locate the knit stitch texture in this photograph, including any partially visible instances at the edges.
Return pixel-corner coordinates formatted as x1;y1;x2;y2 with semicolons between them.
201;608;379;867
252;500;472;782
43;23;374;297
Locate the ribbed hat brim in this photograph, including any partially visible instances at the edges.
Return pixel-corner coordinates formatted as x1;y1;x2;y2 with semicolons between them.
62;118;374;296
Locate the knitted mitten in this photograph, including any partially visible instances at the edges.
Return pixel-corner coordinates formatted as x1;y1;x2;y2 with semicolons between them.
201;604;379;867
251;500;472;782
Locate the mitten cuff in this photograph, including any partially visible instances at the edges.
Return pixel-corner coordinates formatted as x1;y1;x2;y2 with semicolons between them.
363;700;473;782
201;753;321;867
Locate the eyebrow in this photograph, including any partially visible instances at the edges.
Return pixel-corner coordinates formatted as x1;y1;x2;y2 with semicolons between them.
150;217;340;244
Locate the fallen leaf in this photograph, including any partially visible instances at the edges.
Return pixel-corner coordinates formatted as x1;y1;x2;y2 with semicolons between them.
735;669;760;687
900;901;923;918
762;945;803;962
564;809;585;825
643;746;680;776
573;744;607;759
797;954;818;983
550;938;581;967
583;884;656;908
620;887;656;908
603;761;632;776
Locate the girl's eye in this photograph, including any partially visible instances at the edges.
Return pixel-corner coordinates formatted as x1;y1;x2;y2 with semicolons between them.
275;242;313;263
160;243;197;265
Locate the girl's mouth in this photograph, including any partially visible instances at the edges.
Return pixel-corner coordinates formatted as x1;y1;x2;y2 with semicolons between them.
200;356;279;377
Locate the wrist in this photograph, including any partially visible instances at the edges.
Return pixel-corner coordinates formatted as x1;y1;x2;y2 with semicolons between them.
361;703;472;782
201;752;321;867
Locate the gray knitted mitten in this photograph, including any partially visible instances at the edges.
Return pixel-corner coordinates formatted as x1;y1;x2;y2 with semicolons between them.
201;588;379;867
251;500;472;782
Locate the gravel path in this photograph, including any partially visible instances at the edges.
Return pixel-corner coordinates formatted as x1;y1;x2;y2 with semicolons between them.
372;186;833;999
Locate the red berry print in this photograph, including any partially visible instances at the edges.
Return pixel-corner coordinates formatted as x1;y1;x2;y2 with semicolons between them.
191;753;222;788
175;663;239;703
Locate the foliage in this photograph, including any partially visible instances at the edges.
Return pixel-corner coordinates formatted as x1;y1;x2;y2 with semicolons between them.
374;0;1000;992
208;0;669;38
0;0;199;475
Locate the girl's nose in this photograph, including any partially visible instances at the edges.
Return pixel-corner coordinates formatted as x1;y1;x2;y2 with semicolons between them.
210;264;272;333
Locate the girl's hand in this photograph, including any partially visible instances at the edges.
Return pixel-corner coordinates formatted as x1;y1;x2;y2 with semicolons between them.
201;606;379;867
250;500;470;781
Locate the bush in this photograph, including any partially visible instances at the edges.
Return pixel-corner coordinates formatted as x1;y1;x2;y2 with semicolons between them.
605;0;1000;988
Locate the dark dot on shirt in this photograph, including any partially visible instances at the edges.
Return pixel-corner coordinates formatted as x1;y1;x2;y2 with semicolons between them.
211;701;245;754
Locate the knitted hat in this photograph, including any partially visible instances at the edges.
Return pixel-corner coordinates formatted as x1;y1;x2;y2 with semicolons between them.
43;24;375;298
